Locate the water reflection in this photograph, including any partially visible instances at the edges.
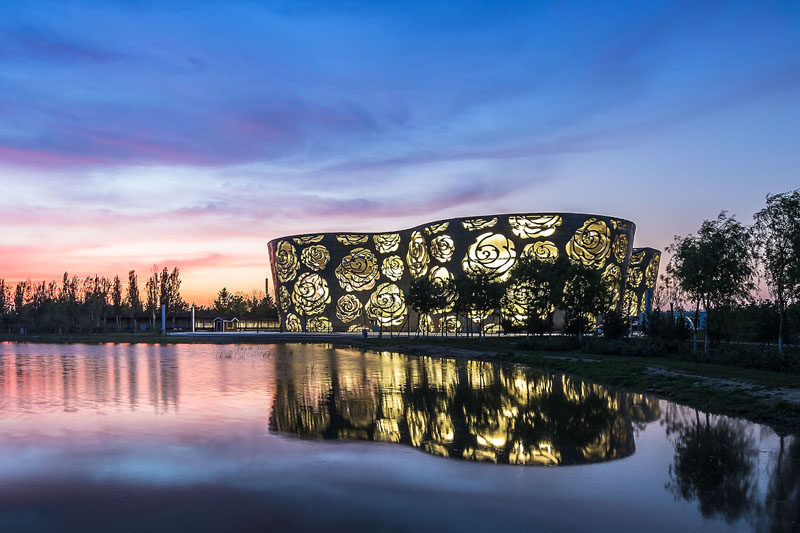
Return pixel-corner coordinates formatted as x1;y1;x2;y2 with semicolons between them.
270;349;661;465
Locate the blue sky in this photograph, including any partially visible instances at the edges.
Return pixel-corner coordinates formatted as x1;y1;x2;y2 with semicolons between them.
1;0;799;300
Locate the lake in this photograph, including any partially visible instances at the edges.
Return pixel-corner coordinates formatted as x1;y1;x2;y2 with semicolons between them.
0;342;796;532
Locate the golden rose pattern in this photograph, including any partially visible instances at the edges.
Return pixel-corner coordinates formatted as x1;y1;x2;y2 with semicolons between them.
612;234;629;263
275;240;300;282
462;217;497;230
483;323;503;334
336;294;363;323
293;235;324;245
566;218;611;269
279;285;290;311
381;255;404;281
441;315;461;333
508;215;562;239
366;282;407;326
337;234;369;245
335;247;379;292
424;222;449;235
645;254;660;288
301;245;330;271
347;324;364;333
269;213;647;331
623;291;639;317
286;313;302;332
462;232;516;281
307;317;333;333
407;231;430;278
522;241;558;262
291;272;331;316
418;313;436;333
374;233;401;254
430;235;455;263
429;266;456;312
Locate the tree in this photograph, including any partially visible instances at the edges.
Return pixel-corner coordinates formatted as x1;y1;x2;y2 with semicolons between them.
14;281;31;333
754;189;800;352
126;270;141;332
112;275;123;332
213;287;233;314
459;272;505;339
145;270;159;331
560;261;613;342
668;212;756;351
407;277;448;337
504;254;562;336
0;279;9;332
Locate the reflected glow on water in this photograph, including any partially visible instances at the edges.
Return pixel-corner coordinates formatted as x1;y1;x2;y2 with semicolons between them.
0;342;796;532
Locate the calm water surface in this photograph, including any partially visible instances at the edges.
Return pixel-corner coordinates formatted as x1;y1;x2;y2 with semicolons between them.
0;342;797;532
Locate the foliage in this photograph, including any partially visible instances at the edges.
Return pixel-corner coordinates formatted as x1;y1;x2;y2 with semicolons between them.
601;310;629;340
753;189;800;352
560;260;613;339
212;287;277;318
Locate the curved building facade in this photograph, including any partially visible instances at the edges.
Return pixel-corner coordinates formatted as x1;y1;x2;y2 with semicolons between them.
267;212;658;333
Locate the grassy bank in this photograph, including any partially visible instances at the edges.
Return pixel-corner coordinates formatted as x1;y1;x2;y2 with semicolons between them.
3;332;800;434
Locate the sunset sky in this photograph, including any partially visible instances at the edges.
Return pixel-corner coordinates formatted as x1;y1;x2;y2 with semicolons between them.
1;1;799;304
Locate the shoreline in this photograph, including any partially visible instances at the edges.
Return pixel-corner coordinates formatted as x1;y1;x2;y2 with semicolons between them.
3;332;799;434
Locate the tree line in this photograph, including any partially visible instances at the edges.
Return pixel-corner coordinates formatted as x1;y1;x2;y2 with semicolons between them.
0;267;277;334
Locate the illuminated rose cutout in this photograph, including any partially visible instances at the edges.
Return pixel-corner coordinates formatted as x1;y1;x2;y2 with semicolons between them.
275;240;299;282
336;234;369;245
508;215;562;239
429;266;456;312
366;283;407;326
286;313;302;332
336;294;363;323
291;272;331;315
612;234;629;263
629;250;646;265
624;291;639;317
347;324;364;333
441;315;461;333
602;264;622;306
301;245;330;271
522;241;558;262
462;217;497;230
279;285;290;311
381;255;404;281
645;254;660;288
306;317;332;333
293;235;324;245
566;218;611;269
483;323;503;334
418;313;436;333
627;267;643;288
468;307;493;323
430;235;455;263
424;221;449;235
407;231;430;278
335;247;379;292
373;233;401;254
461;232;516;281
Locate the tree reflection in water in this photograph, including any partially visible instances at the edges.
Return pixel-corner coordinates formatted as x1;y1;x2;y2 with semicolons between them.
761;435;800;532
665;406;758;524
269;349;661;465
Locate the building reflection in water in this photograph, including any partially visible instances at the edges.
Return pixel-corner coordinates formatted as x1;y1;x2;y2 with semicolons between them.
269;349;660;465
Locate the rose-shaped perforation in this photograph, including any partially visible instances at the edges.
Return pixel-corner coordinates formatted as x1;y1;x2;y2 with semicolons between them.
293;235;324;245
374;233;401;254
418;313;436;333
381;255;404;281
424;221;449;235
406;231;430;278
645;254;660;288
612;234;629;263
336;234;369;245
291;272;331;315
275;240;300;282
429;265;456;312
366;282;407;326
430;235;455;263
286;313;302;332
336;294;363;323
508;215;562;239
335;247;379;292
461;232;516;281
566;218;611;269
301;245;330;271
462;217;497;230
602;264;622;306
629;250;646;265
278;285;290;311
307;317;332;333
521;241;558;262
627;267;643;288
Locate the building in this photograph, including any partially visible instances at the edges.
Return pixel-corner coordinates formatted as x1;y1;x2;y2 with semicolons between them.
267;212;660;333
